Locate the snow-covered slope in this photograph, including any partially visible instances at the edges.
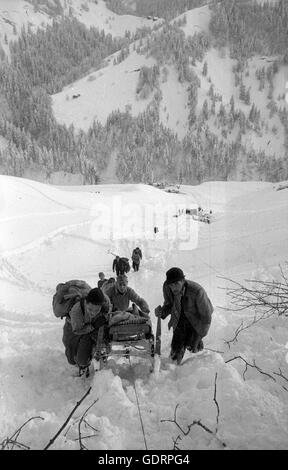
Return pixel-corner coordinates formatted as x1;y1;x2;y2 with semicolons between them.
177;3;211;35
187;46;287;158
62;0;152;36
52;51;157;131
1;176;288;449
51;4;211;136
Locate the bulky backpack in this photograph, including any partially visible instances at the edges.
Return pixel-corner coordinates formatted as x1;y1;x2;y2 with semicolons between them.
132;251;140;263
52;280;91;319
120;257;130;273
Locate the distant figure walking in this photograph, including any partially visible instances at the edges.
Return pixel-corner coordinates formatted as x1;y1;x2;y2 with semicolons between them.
112;256;130;276
132;247;142;272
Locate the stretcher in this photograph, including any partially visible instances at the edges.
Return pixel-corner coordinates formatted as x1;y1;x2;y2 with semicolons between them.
93;313;161;372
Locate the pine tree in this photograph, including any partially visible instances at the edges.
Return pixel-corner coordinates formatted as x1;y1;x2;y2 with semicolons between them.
230;96;235;117
202;61;208;77
202;99;209;120
244;88;251;105
211;99;216;115
208;84;214;99
239;83;246;102
249;104;256;122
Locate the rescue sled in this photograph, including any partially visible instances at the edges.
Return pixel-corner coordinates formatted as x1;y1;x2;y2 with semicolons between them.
93;312;160;372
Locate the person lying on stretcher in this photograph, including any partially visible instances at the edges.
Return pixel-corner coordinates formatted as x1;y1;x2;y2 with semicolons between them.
109;303;149;326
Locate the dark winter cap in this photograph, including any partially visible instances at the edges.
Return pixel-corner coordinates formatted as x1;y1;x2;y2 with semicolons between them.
166;267;185;284
86;288;105;305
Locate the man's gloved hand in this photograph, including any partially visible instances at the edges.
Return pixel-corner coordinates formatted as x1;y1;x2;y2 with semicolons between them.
154;305;163;318
92;314;107;330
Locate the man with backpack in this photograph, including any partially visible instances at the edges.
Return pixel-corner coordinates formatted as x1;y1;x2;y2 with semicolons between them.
60;286;111;374
112;256;130;276
131;247;142;272
154;267;213;365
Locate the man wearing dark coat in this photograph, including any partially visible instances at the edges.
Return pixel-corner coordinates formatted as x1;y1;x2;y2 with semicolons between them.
62;288;111;373
112;256;130;276
131;247;142;272
155;267;213;364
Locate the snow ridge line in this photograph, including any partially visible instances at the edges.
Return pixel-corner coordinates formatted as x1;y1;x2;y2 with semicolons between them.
14;179;80;211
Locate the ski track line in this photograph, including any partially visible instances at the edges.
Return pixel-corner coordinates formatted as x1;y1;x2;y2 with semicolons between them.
0;274;52;295
0;258;54;295
1;218;95;258
0;306;58;328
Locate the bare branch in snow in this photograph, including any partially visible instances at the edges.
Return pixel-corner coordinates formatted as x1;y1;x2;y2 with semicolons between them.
217;270;288;347
218;274;288;318
0;416;44;450
272;368;288;384
204;347;225;354
78;399;99;450
161;403;227;450
43;386;92;450
213;373;220;433
224;311;274;349
225;356;288;392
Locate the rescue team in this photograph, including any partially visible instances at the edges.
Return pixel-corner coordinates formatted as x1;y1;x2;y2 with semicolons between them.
52;247;213;372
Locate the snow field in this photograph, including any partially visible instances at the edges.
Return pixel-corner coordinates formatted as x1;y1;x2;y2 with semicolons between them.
0;176;288;449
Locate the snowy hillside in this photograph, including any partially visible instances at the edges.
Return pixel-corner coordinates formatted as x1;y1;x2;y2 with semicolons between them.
0;0;287;186
51;5;211;137
52;51;157;131
1;176;288;450
49;2;287;164
0;0;151;54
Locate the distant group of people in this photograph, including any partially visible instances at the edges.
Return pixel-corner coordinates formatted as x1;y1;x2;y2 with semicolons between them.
60;243;213;373
112;247;143;275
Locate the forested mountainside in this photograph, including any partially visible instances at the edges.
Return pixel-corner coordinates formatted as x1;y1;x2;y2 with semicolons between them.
0;0;287;184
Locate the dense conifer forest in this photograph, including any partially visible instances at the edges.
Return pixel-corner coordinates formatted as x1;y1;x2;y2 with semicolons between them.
0;0;287;183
